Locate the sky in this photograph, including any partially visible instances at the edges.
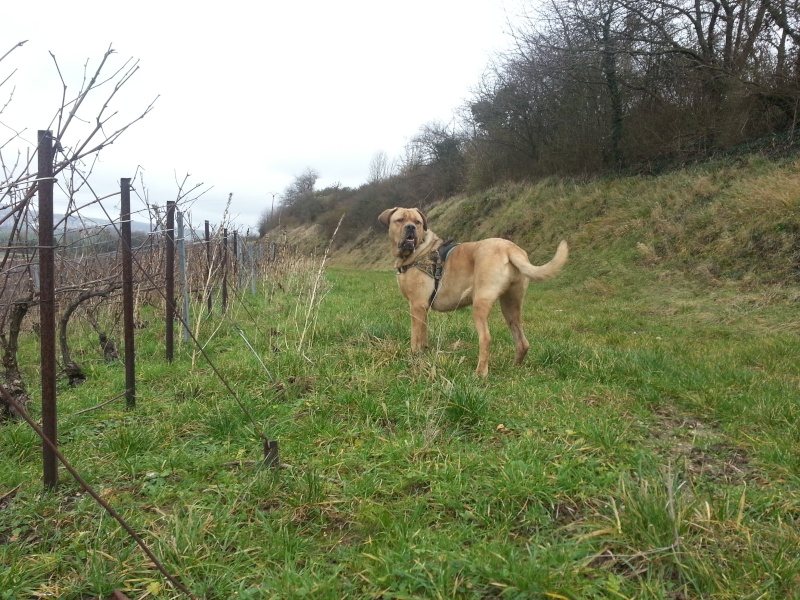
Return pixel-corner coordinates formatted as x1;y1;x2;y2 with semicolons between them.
1;1;523;232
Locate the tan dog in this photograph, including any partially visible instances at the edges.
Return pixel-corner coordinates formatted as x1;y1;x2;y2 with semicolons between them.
379;207;568;376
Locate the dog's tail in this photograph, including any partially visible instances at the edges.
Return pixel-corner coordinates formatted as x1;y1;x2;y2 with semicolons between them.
511;240;569;281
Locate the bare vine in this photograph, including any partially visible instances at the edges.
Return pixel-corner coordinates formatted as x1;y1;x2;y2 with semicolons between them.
58;283;121;386
0;41;157;412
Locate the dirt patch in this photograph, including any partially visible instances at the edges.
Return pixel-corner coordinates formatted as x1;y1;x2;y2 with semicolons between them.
550;499;587;526
402;478;432;496
0;485;19;511
648;406;754;483
272;376;315;400
686;443;750;481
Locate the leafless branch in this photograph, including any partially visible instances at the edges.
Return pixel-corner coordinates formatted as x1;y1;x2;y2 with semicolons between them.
0;40;27;65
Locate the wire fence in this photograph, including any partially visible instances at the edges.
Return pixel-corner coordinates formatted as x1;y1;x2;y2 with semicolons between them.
0;130;301;597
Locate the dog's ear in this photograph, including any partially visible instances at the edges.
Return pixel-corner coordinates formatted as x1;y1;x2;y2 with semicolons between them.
417;209;428;231
378;208;398;228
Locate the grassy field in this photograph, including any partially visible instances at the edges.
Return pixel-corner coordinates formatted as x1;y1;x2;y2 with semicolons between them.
1;243;799;598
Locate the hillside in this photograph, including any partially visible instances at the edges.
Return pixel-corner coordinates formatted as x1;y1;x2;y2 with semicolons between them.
300;153;800;287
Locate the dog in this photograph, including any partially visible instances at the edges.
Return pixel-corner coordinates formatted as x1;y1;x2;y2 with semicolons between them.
378;207;568;376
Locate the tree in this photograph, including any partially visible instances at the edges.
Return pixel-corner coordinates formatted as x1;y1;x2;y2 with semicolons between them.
400;122;467;200
257;167;325;232
281;167;319;209
368;150;394;184
462;0;800;184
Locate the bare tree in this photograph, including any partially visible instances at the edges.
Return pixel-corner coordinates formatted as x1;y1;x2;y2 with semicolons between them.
462;0;800;184
398;121;467;200
260;167;321;228
368;150;394;184
283;167;319;205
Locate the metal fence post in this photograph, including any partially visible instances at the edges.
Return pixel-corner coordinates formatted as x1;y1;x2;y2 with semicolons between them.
233;230;239;289
176;210;190;341
165;201;176;362
205;220;212;314
247;241;257;296
37;130;58;489
120;178;136;410
222;228;228;313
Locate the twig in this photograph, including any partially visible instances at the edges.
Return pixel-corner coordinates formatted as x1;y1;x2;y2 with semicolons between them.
70;390;127;416
0;484;21;505
584;542;680;566
0;40;27;64
609;543;679;560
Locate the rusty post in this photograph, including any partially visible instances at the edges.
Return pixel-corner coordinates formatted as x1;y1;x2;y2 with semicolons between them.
119;177;136;410
165;201;175;362
120;178;136;410
37;130;57;489
222;228;228;313
205;220;212;314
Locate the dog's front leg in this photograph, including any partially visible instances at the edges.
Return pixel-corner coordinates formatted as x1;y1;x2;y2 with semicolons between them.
409;303;429;351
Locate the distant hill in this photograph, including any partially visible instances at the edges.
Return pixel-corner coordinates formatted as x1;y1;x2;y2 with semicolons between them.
0;212;151;233
53;214;152;233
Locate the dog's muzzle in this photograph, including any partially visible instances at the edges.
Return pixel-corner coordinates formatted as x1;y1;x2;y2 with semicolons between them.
399;225;417;252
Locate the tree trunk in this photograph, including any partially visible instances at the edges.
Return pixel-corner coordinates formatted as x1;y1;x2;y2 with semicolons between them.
602;10;625;169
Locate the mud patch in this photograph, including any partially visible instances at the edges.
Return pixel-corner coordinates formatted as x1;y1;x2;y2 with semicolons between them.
648;406;753;483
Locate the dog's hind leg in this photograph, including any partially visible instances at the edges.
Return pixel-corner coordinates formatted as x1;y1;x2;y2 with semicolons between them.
500;286;530;366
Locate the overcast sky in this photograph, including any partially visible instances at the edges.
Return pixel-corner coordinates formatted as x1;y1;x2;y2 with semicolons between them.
1;1;522;231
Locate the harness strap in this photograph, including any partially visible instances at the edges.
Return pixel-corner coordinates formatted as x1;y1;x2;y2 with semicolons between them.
396;240;459;307
430;240;458;306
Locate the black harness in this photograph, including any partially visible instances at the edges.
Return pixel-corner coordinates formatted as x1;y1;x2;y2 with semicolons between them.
397;240;459;307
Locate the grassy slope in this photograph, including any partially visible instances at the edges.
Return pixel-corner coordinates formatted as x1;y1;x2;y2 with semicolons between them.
1;155;799;599
336;153;800;287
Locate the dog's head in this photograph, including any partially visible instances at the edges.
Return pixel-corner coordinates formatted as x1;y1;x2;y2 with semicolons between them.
378;207;428;258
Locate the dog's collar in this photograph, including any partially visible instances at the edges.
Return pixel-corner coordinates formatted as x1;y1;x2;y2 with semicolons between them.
396;240;459;306
396;241;454;276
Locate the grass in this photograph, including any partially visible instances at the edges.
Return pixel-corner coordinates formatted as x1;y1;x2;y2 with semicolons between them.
1;258;798;600
3;153;800;598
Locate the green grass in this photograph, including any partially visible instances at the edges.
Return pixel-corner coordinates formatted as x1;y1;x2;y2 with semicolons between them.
2;255;800;598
